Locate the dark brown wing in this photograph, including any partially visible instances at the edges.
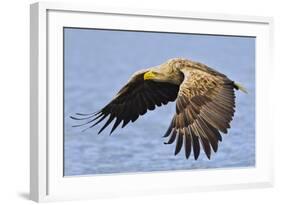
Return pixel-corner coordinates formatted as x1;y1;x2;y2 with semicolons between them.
71;70;180;134
163;69;236;160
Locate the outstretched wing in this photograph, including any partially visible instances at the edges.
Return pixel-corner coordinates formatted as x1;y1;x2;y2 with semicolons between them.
71;70;180;134
163;68;236;160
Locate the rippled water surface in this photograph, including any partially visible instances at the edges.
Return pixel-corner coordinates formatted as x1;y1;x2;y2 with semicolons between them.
64;28;255;176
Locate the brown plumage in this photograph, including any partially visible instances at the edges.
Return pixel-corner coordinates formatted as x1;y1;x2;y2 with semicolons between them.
71;58;246;160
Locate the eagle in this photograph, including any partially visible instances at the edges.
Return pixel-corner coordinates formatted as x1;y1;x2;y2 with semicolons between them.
71;58;246;160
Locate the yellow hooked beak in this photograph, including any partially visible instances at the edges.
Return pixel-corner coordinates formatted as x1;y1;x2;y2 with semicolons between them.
144;71;156;80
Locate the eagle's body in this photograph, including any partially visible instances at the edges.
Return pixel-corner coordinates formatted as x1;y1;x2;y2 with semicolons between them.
72;58;246;160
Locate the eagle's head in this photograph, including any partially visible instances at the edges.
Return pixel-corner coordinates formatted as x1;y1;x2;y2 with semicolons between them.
144;58;185;85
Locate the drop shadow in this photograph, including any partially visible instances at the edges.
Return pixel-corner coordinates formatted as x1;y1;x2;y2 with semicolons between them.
18;192;30;200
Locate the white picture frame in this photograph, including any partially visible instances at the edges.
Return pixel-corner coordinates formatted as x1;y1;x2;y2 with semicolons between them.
30;2;274;202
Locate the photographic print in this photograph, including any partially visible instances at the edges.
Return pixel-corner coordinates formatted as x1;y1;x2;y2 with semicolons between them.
64;28;255;176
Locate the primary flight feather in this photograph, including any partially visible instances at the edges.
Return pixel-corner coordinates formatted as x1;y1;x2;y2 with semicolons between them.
71;58;246;160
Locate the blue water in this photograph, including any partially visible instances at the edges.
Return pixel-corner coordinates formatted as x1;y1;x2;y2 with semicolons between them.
64;28;255;176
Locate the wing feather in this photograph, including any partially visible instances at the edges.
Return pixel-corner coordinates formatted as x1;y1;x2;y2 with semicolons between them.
183;128;192;159
164;68;236;159
72;70;180;134
175;129;184;155
164;129;177;144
